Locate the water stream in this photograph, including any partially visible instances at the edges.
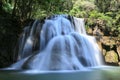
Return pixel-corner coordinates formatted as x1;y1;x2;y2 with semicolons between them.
10;14;103;70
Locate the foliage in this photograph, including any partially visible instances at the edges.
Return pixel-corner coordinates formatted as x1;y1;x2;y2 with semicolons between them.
95;0;120;13
70;0;119;36
70;0;96;18
113;13;120;37
33;0;73;19
89;11;113;27
2;2;13;13
0;16;21;68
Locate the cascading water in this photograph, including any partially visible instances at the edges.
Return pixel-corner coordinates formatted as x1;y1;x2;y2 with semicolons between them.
11;15;103;70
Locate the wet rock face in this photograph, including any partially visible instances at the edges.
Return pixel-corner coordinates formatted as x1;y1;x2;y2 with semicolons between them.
87;21;120;66
117;45;120;61
86;19;119;66
97;36;120;66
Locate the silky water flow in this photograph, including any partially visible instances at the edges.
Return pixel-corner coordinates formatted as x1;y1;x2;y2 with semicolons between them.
10;15;103;71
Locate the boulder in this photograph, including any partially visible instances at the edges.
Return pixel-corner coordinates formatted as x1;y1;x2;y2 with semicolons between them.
105;50;118;63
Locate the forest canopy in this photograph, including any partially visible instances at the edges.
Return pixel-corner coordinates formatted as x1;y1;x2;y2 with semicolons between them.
1;0;120;33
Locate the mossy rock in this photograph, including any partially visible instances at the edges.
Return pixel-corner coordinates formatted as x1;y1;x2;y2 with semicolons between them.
105;50;118;63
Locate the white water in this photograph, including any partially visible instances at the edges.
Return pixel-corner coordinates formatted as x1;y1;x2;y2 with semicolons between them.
11;15;103;70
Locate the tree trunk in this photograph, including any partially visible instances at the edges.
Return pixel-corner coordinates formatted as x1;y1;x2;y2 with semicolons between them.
0;0;2;11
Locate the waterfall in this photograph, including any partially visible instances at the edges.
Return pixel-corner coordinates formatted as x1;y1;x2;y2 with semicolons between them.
11;15;103;70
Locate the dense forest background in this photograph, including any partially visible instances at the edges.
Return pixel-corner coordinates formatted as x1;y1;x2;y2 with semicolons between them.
0;0;120;68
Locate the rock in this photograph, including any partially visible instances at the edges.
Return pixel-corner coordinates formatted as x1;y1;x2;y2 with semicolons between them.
117;46;120;58
105;50;118;63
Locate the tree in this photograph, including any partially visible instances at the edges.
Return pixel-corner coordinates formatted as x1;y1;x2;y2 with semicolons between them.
0;0;73;68
95;0;120;13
